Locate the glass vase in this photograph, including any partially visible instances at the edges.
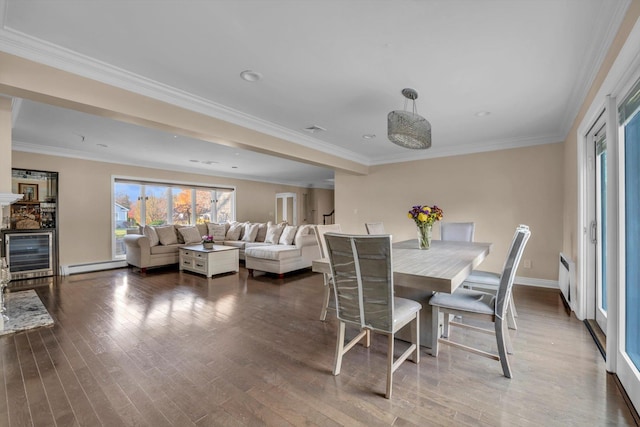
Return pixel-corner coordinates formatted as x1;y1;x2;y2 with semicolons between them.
417;225;432;250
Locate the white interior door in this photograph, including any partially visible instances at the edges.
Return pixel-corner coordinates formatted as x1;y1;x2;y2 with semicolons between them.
275;192;297;225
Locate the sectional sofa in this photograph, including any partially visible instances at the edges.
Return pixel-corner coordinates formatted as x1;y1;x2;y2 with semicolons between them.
123;221;320;277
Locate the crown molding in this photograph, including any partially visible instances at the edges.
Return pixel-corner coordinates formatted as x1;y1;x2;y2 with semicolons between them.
369;133;564;165
12;141;335;190
0;25;369;166
557;0;632;140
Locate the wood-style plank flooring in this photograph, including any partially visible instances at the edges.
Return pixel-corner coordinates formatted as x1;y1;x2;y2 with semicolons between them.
0;266;635;426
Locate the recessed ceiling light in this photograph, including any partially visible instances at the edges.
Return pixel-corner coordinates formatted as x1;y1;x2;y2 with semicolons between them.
362;134;376;139
240;70;262;82
475;111;491;117
189;159;199;163
201;160;219;165
96;143;108;148
231;166;238;169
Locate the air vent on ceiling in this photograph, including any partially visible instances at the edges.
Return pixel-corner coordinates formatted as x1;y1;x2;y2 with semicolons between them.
304;125;326;133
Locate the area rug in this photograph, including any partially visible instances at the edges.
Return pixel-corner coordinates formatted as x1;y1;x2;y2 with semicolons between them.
0;290;54;336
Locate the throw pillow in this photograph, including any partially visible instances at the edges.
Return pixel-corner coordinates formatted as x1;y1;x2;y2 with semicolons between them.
207;223;227;241
279;225;298;245
242;223;260;242
294;224;312;239
226;222;243;240
174;225;186;244
264;221;285;244
143;225;160;247
255;223;268;242
155;225;178;245
178;226;202;244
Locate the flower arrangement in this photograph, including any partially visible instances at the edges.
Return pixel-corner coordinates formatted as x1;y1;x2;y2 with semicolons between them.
408;205;443;227
202;235;214;243
408;205;443;249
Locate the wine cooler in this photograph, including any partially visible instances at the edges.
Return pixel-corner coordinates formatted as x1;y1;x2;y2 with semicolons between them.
1;230;55;279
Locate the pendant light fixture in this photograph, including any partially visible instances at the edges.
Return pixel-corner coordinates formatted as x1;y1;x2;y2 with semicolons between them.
387;88;431;149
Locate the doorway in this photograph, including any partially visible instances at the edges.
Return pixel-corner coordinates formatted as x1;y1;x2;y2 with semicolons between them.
275;192;297;225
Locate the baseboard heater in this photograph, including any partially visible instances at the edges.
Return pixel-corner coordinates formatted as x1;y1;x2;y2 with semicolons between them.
558;252;575;315
61;260;127;276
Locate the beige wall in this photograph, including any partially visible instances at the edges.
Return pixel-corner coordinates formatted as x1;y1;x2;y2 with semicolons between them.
309;187;335;225
11;151;330;267
563;1;640;261
335;143;564;281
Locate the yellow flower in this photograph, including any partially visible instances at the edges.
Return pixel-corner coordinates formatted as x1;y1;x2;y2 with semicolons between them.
417;212;428;222
407;212;413;220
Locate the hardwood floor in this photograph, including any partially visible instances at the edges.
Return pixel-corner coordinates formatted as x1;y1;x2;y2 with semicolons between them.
0;266;635;426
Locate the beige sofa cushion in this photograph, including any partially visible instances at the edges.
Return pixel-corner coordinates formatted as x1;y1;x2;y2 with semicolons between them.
207;223;227;241
155;225;178;245
294;224;314;240
264;222;285;244
150;244;181;255
178;226;202;244
226;222;244;240
242;223;260;242
279;225;298;245
255;223;268;242
143;225;160;247
245;245;300;260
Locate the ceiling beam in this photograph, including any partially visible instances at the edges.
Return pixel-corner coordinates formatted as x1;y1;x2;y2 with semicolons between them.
0;51;368;176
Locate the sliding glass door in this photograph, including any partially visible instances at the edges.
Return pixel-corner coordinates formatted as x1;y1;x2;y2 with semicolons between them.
618;77;640;410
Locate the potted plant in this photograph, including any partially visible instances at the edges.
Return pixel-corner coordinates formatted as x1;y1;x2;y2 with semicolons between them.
202;235;215;249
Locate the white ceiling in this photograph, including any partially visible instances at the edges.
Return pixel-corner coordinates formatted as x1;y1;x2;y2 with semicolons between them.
0;0;631;189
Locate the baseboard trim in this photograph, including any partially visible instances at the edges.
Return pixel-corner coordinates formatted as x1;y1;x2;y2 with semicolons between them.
514;276;558;289
61;260;127;275
613;372;640;426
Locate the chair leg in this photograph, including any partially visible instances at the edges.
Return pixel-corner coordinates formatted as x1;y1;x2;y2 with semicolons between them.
495;318;512;378
319;279;331;321
507;301;518;330
412;312;420;363
510;294;518;317
386;333;394;399
431;306;440;356
443;312;451;338
505;325;514;355
333;322;346;376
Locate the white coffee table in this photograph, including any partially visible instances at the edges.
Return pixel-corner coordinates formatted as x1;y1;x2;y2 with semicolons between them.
179;244;239;277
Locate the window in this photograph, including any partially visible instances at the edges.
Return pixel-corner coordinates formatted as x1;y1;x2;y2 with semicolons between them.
112;178;235;258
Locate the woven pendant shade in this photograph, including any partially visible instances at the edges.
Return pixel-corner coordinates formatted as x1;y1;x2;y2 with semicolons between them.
387;88;431;149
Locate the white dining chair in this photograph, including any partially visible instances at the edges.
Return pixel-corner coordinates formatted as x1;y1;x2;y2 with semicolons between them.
429;225;530;378
440;222;475;324
314;224;342;321
325;232;421;398
440;222;475;242
465;224;531;330
365;222;386;234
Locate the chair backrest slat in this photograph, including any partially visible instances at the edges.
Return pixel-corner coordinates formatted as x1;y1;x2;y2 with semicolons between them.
325;233;394;333
314;224;342;258
495;225;531;318
440;222;475;242
365;222;386;235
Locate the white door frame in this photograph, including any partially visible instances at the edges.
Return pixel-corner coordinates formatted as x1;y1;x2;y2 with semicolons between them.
576;15;640;402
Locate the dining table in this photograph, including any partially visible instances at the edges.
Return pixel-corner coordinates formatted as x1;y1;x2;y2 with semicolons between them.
312;238;493;348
